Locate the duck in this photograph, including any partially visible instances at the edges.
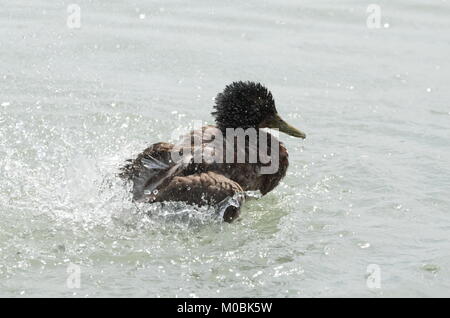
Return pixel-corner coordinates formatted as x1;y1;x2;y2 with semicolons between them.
120;81;306;222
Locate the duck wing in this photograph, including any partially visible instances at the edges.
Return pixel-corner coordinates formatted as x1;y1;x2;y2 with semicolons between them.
152;171;244;222
120;142;190;201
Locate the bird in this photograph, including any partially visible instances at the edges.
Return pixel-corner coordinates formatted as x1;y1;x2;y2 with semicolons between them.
120;81;306;222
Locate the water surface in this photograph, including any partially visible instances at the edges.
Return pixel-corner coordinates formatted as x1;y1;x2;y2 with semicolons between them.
1;0;450;297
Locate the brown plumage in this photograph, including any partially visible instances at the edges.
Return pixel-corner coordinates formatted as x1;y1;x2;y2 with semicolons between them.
120;82;306;222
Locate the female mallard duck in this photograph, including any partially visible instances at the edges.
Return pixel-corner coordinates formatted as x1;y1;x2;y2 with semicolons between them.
120;81;306;222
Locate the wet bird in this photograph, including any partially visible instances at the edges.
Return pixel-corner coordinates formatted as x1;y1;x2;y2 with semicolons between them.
120;81;306;222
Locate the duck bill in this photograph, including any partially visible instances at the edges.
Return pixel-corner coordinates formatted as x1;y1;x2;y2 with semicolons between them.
264;114;306;139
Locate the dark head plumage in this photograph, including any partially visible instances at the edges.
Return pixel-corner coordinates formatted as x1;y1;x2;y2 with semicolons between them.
212;81;277;130
212;81;306;138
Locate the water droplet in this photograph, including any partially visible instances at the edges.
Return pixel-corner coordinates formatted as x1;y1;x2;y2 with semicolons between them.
358;242;371;249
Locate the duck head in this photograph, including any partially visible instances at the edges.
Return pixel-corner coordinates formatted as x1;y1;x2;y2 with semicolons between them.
212;81;306;139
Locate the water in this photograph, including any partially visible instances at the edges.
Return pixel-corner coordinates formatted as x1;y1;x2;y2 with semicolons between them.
1;0;449;297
